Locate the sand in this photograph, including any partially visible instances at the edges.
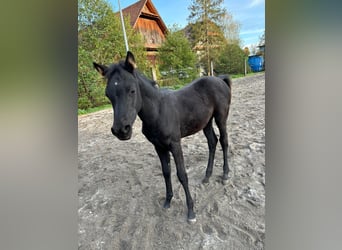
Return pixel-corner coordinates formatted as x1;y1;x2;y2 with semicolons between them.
78;73;265;249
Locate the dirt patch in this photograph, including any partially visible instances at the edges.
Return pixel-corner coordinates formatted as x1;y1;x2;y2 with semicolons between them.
79;73;265;249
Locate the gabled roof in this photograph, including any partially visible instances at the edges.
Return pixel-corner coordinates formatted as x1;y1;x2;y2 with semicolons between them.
122;0;167;34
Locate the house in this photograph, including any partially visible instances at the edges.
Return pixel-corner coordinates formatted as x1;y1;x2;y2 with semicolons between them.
121;0;168;65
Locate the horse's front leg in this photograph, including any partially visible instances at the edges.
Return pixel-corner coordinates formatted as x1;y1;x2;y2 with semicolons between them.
170;141;196;223
155;146;173;208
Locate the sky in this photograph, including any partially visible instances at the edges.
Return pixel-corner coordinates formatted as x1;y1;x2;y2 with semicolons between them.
108;0;265;49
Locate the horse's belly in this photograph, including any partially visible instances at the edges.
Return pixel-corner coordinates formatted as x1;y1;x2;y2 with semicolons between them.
180;111;212;137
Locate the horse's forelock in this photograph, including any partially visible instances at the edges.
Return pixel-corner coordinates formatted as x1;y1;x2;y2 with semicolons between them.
106;62;156;90
105;63;124;80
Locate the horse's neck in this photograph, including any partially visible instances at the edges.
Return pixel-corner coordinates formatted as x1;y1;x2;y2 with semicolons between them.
137;75;161;124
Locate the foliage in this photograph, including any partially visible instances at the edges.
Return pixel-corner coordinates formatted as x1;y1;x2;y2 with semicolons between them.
157;25;198;85
78;46;106;109
78;0;112;31
258;31;265;46
222;11;241;45
214;43;248;75
249;44;258;55
78;0;149;109
188;0;227;27
78;104;111;115
249;31;265;56
187;0;228;75
243;47;250;56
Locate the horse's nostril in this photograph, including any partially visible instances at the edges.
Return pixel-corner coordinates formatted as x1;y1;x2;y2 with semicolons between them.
124;125;131;133
111;125;130;139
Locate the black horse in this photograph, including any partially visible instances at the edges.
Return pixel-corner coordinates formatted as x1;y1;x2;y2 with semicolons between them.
94;51;232;223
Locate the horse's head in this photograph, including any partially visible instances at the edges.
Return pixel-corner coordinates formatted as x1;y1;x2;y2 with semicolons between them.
93;51;142;140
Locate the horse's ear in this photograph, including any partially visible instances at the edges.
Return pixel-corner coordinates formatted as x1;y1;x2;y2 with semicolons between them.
125;51;137;72
93;62;108;76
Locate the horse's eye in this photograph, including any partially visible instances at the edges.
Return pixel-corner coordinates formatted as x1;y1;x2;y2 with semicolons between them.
130;89;135;94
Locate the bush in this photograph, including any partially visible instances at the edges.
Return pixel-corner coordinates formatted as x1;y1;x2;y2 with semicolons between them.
214;43;247;75
157;25;199;87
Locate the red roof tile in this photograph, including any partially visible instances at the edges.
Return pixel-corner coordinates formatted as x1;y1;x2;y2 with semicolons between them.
121;0;167;33
122;0;147;27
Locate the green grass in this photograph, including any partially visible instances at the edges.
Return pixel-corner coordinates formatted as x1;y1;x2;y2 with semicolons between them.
230;72;259;79
78;104;111;115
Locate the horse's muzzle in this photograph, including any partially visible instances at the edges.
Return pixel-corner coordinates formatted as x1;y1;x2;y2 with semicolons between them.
111;125;132;140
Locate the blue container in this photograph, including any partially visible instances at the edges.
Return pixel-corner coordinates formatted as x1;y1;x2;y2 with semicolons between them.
248;55;264;72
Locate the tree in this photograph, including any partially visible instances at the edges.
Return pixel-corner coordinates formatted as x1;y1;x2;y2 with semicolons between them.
258;31;265;46
244;46;250;56
249;44;258;55
78;0;148;109
78;0;111;31
158;25;198;85
214;43;246;75
188;0;227;75
222;11;241;45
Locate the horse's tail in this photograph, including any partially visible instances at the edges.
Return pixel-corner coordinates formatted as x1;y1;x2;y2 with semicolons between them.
218;75;232;90
218;75;232;106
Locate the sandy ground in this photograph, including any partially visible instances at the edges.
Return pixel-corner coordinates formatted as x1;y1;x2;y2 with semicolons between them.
78;73;265;249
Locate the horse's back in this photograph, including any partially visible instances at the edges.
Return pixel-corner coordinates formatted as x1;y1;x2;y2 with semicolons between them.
191;76;231;118
169;76;231;137
187;76;231;105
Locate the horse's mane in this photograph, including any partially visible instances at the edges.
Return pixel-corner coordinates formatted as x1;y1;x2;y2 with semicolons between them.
136;71;159;89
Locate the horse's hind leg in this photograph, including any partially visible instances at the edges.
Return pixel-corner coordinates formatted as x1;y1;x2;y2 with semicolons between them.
202;118;218;183
155;146;173;208
215;114;230;183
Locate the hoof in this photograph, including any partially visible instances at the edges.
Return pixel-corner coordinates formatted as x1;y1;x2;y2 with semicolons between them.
222;175;230;185
222;179;229;185
187;217;197;224
187;211;196;224
163;201;171;209
202;177;210;184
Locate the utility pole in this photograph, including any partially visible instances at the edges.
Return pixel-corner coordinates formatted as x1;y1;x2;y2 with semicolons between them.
244;57;247;76
118;0;129;52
